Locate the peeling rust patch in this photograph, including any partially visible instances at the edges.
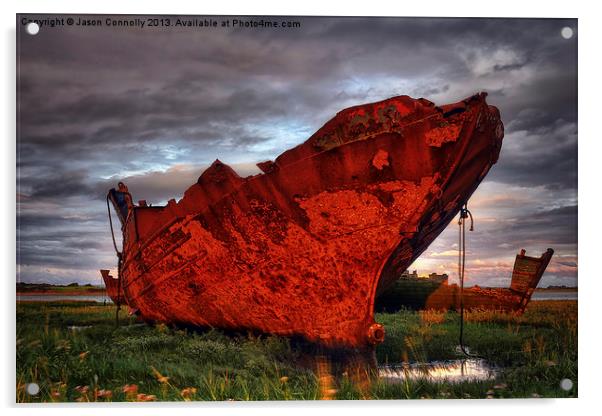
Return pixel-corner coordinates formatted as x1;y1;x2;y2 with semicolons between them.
371;149;390;170
425;123;462;147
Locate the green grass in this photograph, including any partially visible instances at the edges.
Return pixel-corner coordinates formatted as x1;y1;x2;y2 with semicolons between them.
16;300;577;402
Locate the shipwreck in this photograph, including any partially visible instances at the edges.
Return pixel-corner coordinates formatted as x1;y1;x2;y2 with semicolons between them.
101;92;504;352
375;248;554;313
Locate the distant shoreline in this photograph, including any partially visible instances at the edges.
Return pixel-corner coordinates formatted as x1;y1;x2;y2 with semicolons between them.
16;287;577;297
16;289;105;296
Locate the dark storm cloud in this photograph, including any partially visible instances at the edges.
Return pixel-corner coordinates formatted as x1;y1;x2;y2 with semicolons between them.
18;235;109;269
17;204;115;273
465;205;578;257
487;120;577;190
16;15;577;284
18;210;102;228
498;205;578;246
23;170;99;198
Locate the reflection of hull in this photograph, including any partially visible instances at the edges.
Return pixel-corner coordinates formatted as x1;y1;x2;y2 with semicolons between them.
101;93;503;350
376;249;554;313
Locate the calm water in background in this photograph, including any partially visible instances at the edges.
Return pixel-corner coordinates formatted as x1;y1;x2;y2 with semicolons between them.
17;294;113;303
530;291;577;301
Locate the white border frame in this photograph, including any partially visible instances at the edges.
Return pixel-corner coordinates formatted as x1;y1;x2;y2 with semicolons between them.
3;1;599;415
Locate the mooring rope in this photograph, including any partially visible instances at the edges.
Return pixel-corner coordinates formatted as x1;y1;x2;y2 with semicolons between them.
106;195;121;256
106;193;123;326
455;209;547;361
458;203;480;358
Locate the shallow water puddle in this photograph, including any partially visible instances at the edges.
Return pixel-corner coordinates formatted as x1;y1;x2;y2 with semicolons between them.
68;325;92;331
379;359;497;384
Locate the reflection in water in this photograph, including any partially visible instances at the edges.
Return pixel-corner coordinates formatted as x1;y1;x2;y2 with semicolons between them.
313;353;375;399
310;354;497;399
68;325;92;331
316;357;337;400
379;359;497;384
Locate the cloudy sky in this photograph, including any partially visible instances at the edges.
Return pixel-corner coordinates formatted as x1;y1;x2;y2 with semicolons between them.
16;15;577;287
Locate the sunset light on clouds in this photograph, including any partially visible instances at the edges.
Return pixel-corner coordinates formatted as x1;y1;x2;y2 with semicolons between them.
17;16;577;288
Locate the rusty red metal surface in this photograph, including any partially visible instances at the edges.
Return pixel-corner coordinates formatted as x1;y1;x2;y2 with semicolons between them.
100;92;504;350
100;269;121;304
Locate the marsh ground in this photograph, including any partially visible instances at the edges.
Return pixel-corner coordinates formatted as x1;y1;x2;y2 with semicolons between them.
16;300;577;401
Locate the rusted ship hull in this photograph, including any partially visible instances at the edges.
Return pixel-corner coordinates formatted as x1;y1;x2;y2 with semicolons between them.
99;269;121;304
376;249;554;313
101;93;504;350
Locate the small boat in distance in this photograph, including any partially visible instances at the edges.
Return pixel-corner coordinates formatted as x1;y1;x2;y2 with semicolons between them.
99;269;121;305
101;92;504;352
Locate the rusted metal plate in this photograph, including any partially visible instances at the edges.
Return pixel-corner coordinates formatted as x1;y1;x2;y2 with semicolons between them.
99;269;120;304
511;250;548;292
101;92;504;351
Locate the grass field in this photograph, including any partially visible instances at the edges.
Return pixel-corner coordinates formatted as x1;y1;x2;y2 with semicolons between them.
16;283;105;295
16;300;577;402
